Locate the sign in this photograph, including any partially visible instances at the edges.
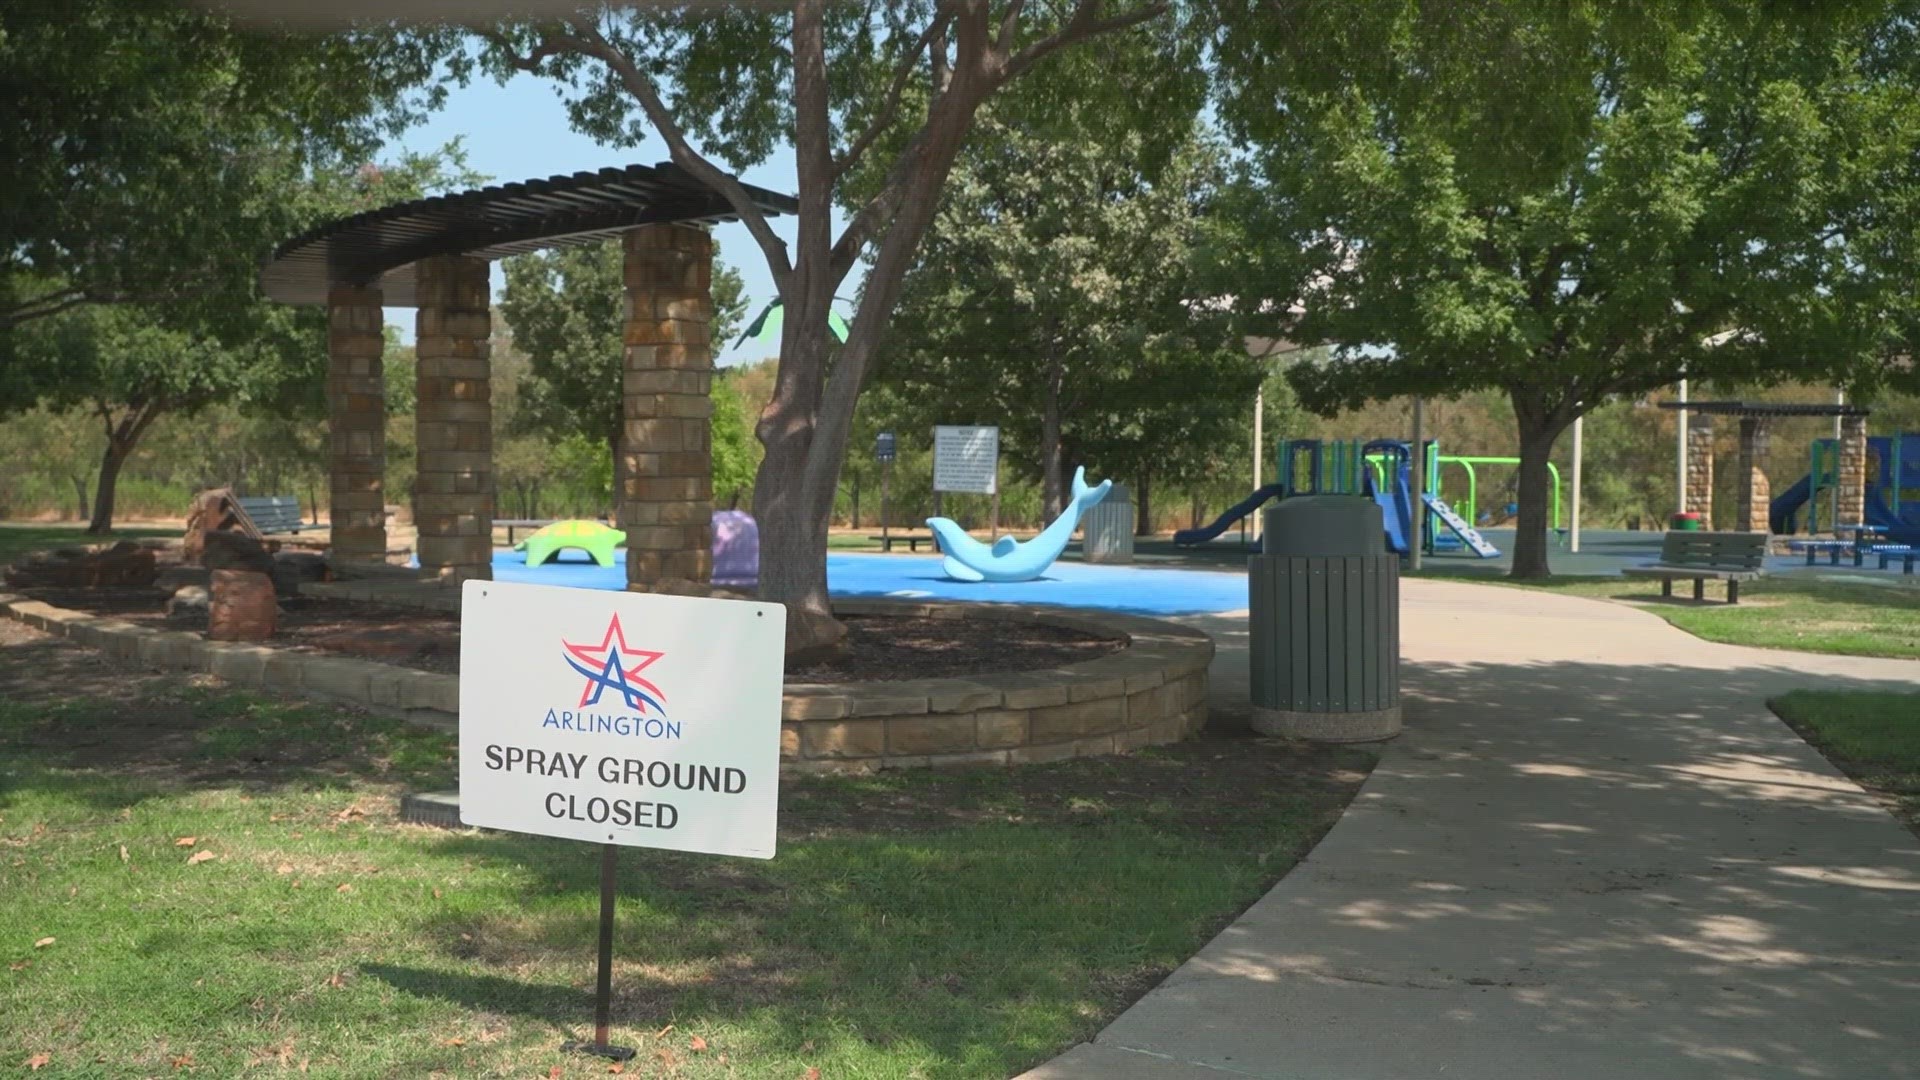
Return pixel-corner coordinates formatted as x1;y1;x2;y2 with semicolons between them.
875;431;896;463
458;580;786;859
933;424;999;494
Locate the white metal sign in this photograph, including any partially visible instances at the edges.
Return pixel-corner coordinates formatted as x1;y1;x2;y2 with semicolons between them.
458;580;786;859
933;424;999;494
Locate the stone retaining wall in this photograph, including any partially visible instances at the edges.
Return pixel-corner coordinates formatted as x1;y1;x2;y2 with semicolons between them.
0;590;1212;770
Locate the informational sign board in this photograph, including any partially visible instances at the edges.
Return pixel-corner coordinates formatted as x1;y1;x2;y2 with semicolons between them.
458;580;786;859
875;431;896;463
933;425;999;494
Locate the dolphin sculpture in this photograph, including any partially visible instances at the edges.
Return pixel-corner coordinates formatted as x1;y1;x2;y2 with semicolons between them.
925;466;1113;582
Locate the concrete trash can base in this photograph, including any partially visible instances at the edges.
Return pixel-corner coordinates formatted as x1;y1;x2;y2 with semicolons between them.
1248;496;1402;743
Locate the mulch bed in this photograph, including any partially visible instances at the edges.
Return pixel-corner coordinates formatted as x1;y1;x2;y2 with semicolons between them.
17;587;1124;684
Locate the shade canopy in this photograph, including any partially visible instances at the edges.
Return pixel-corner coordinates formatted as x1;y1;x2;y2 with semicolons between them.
735;298;850;349
262;162;797;306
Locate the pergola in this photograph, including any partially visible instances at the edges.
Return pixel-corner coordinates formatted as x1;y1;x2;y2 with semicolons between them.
262;162;796;588
1657;399;1873;532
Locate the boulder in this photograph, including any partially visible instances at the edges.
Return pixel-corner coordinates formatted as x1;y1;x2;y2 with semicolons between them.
166;585;210;622
155;565;212;594
270;551;330;597
785;608;848;666
3;541;155;589
207;569;277;641
200;529;274;574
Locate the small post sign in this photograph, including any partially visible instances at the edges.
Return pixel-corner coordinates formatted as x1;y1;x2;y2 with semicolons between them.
459;580;786;1058
875;431;896;462
934;425;999;495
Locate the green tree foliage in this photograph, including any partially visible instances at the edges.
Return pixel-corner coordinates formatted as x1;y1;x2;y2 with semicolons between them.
0;0;454;343
4;154;476;533
469;0;1182;612
1213;0;1920;575
497;239;748;479
878;120;1256;522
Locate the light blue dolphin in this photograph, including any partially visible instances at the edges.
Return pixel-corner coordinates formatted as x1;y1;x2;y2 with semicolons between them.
926;467;1113;582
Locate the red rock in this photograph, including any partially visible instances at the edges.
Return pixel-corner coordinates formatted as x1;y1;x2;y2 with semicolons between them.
208;569;277;641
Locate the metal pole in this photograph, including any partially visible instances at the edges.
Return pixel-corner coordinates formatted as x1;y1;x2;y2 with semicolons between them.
881;460;891;549
1570;414;1584;553
564;844;634;1061
1252;385;1265;542
1676;378;1689;516
1409;396;1424;571
1834;388;1845;441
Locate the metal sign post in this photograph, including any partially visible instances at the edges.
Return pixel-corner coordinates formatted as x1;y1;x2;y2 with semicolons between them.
876;432;896;549
562;843;633;1060
459;582;786;1064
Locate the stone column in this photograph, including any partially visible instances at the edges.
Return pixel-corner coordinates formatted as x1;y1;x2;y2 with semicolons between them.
1685;420;1715;527
327;284;387;566
620;224;714;591
1838;414;1869;529
414;255;494;583
1735;416;1772;534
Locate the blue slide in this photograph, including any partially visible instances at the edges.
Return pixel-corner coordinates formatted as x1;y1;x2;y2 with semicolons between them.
1363;464;1414;555
1770;474;1812;534
1173;483;1288;546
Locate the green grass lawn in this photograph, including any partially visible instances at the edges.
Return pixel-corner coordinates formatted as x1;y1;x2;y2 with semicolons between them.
0;523;180;568
1415;570;1920;660
1770;690;1920;832
0;662;1372;1077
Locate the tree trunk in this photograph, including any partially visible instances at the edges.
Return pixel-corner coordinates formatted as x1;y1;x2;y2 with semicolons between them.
1510;389;1571;579
87;440;130;534
85;402;162;535
1040;357;1066;519
1134;471;1153;536
70;474;90;522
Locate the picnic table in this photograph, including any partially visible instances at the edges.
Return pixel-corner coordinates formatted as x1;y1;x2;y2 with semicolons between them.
1871;544;1918;574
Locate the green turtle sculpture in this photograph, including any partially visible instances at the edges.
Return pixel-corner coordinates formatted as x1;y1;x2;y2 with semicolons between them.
513;519;627;568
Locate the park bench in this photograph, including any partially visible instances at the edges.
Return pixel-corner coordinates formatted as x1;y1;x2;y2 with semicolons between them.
870;532;934;553
1622;530;1768;604
234;495;308;536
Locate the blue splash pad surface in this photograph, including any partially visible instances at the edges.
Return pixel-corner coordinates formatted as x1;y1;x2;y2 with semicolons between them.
480;550;1250;616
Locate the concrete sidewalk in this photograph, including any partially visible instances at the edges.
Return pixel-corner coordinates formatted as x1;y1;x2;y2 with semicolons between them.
1023;579;1920;1080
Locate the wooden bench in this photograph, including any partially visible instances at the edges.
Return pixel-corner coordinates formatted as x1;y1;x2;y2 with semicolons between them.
235;495;307;536
870;532;933;553
1622;530;1768;604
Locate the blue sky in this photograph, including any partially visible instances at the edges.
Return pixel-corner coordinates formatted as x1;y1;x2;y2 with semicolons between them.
386;67;849;368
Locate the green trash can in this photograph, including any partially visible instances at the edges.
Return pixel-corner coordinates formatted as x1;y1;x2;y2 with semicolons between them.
1670;512;1704;531
1248;496;1401;743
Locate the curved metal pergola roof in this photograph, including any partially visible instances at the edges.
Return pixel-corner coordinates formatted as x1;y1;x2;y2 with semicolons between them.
1657;400;1872;418
261;162;797;306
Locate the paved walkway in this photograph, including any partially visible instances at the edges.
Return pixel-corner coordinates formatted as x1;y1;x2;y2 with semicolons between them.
1024;579;1920;1080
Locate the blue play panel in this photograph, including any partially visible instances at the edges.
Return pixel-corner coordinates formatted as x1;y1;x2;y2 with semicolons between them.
481;549;1250;616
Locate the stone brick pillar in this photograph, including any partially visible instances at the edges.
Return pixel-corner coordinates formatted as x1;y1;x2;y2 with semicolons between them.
1735;416;1771;533
414;255;494;583
1837;414;1869;529
620;225;714;591
1685;420;1715;526
327;284;387;566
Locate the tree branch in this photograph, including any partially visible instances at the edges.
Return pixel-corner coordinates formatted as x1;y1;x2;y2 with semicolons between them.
3;286;93;330
462;24;570;72
472;19;795;291
997;1;1168;84
833;10;955;179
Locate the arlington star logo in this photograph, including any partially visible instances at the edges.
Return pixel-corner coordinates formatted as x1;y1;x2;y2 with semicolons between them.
561;614;667;716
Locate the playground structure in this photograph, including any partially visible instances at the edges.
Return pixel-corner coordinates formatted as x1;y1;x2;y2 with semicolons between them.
1177;437;1568;560
926;466;1113;582
513;520;629;568
1771;433;1919;544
